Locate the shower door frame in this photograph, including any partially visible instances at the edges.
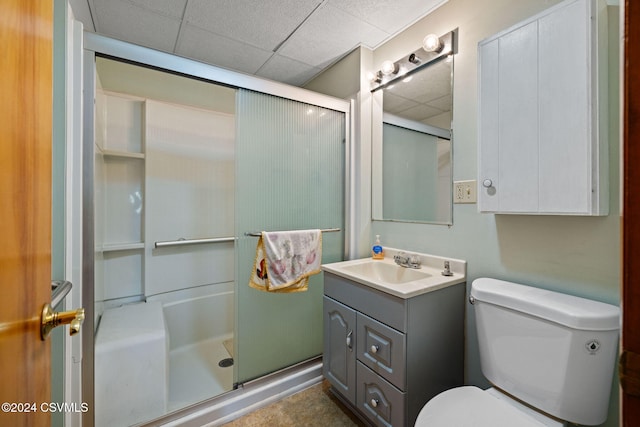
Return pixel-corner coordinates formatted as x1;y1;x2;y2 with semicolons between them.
81;32;353;426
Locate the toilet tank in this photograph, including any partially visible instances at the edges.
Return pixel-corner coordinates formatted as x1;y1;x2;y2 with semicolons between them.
470;278;620;426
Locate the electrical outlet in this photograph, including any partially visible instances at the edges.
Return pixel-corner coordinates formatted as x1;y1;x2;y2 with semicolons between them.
454;180;477;204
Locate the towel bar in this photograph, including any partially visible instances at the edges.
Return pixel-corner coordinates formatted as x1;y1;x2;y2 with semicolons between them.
154;236;236;248
244;228;341;237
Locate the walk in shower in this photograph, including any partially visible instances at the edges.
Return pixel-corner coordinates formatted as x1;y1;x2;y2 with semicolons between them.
83;34;349;426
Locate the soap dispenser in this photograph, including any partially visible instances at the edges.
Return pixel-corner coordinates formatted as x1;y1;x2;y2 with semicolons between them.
372;235;384;260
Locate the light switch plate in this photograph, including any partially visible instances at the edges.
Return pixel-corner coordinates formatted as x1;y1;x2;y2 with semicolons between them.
454;180;477;204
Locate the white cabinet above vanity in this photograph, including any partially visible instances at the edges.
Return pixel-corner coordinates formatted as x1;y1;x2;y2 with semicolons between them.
478;0;609;215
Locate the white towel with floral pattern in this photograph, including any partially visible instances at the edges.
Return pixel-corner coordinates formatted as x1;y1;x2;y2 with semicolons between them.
249;229;322;293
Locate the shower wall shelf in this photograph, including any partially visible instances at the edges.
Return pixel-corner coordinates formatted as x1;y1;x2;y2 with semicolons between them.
95;90;146;306
102;150;145;159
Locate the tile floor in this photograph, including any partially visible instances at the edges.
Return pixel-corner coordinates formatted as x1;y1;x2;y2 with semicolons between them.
223;381;367;426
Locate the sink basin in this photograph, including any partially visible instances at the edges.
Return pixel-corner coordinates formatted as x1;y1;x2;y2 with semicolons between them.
321;248;467;299
341;261;430;284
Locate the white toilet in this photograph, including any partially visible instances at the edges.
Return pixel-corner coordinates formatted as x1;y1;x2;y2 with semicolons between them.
415;278;620;427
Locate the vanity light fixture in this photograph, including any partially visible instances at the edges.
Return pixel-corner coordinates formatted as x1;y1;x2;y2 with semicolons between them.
422;33;443;53
370;29;456;92
381;60;399;75
368;71;383;83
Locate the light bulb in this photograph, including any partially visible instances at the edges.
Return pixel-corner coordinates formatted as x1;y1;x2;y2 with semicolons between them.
422;34;443;53
381;60;398;76
367;71;382;83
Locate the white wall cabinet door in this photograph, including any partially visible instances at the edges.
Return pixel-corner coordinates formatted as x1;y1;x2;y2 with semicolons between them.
478;0;608;215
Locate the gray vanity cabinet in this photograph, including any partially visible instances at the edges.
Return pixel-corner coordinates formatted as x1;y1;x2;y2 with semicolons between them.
323;272;465;427
323;296;357;404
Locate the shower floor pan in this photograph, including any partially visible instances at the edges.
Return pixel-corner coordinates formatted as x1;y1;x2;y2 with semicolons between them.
168;334;235;412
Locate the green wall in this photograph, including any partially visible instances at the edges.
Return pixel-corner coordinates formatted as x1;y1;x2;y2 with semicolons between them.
309;1;621;426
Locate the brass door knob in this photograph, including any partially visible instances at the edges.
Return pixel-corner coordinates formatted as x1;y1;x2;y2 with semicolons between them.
41;303;85;340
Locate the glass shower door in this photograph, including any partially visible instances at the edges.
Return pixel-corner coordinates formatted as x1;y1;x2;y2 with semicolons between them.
235;89;346;383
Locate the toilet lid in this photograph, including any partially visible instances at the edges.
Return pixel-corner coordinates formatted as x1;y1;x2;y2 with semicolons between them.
415;387;550;427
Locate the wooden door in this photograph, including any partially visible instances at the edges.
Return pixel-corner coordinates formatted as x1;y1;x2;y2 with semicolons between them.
622;1;640;426
0;1;53;426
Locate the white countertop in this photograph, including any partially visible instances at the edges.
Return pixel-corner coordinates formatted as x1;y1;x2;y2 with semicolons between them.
321;248;466;299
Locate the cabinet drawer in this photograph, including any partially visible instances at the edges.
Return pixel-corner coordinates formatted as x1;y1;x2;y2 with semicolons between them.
357;313;406;390
357;362;405;427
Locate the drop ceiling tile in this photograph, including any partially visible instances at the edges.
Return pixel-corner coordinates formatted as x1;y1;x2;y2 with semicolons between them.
70;0;95;31
184;0;322;51
382;92;419;115
398;103;444;122
423;111;452;129
92;0;181;52
278;4;388;69
387;65;451;105
256;55;322;86
129;0;187;19
176;24;274;75
329;0;447;34
427;94;452;111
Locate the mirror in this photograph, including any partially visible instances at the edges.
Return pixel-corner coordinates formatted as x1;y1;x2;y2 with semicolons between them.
372;47;453;224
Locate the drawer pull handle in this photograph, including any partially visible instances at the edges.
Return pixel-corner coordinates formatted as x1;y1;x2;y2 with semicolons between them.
371;398;379;408
346;331;353;351
370;344;379;354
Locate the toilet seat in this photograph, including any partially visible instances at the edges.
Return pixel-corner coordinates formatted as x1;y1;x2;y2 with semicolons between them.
415;386;557;427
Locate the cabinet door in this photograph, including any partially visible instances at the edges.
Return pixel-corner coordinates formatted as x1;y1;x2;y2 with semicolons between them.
538;0;591;213
479;20;540;213
323;296;357;404
478;0;602;215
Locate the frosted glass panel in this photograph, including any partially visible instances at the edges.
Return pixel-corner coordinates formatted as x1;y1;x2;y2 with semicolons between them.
235;89;345;383
382;123;450;223
145;100;235;297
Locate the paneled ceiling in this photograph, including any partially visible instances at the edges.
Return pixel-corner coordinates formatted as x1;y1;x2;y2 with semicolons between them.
74;0;448;86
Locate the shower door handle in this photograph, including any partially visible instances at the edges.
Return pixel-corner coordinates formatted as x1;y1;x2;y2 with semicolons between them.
346;330;353;351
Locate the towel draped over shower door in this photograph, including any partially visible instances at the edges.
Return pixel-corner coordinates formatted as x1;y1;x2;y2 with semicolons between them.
249;230;322;293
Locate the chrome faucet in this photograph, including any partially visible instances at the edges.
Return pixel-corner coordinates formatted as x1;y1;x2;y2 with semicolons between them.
393;252;422;269
441;260;453;276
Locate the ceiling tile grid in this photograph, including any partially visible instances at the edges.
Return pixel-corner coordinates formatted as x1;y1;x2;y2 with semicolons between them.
175;24;274;75
86;0;449;86
91;0;183;52
327;0;446;34
182;0;323;52
255;54;323;87
128;0;188;19
276;3;389;69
